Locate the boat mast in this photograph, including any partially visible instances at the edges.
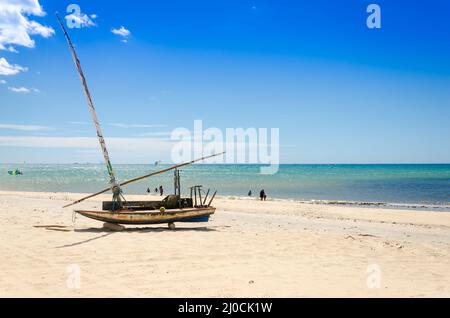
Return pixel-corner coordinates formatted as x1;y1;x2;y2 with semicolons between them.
56;14;123;206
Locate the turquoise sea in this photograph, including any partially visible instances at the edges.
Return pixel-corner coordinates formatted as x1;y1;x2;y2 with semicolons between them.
1;164;450;209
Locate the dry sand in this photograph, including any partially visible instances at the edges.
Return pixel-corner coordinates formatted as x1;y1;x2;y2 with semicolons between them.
0;190;449;297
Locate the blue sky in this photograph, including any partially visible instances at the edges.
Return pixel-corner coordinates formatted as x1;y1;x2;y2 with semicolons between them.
1;0;450;163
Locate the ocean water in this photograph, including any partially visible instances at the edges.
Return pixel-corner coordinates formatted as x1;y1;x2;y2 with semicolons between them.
1;164;449;207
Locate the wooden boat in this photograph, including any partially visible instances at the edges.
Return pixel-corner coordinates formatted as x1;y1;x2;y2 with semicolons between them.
56;15;223;229
76;189;217;226
76;206;215;225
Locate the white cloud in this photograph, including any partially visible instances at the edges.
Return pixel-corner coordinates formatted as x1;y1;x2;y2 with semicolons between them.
1;0;46;16
0;1;52;80
7;86;39;93
0;57;27;75
8;86;30;93
111;26;131;41
111;26;130;37
28;20;54;37
6;46;18;53
0;0;55;52
0;79;6;84
0;136;173;153
0;124;50;131
109;123;165;129
65;13;97;28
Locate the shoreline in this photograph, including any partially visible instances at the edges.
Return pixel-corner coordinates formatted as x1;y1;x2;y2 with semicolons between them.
223;195;450;212
1;189;449;212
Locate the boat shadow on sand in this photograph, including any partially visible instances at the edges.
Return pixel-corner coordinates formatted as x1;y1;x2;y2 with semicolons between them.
55;226;225;249
75;226;220;233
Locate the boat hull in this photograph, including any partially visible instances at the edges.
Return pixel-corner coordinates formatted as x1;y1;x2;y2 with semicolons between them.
75;207;215;225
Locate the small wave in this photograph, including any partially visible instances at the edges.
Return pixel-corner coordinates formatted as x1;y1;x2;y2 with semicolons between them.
303;199;450;211
217;195;450;211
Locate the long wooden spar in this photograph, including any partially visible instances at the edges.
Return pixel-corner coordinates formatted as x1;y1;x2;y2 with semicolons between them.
63;152;225;208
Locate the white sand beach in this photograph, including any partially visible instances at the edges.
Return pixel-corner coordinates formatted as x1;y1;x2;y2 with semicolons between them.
0;190;449;297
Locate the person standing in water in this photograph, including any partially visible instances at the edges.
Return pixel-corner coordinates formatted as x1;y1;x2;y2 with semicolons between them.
260;189;267;201
159;185;164;196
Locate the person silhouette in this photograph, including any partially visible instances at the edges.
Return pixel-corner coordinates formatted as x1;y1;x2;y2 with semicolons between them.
259;189;267;201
